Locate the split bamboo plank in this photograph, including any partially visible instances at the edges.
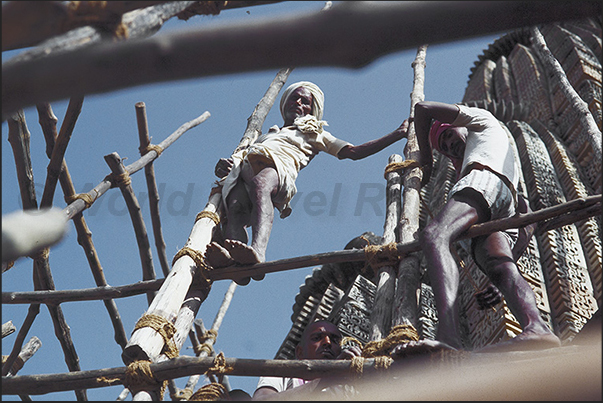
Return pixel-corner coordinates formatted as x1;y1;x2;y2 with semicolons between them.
4;1;601;116
135;102;171;277
392;44;428;330
369;154;402;341
105;152;158;305
37;101;129;349
62;111;210;220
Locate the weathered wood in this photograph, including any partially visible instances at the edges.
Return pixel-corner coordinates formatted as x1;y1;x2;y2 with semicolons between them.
37;101;129;349
63;111;210;220
6;336;42;377
4;1;601;116
6;110;37;211
105;152;158;305
2;321;16;338
2;356;388;396
40;96;84;209
135;102;171;277
392;44;428;330
369;154;402;341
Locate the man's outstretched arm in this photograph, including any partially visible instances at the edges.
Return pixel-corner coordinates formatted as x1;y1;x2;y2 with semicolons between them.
337;119;409;160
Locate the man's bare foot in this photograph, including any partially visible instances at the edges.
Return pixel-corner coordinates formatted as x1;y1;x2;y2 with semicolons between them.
225;239;263;265
390;339;457;359
205;242;235;268
476;330;561;353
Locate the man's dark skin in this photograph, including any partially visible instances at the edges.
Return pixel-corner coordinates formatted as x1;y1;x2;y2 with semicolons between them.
412;100;561;352
207;86;409;273
252;320;362;400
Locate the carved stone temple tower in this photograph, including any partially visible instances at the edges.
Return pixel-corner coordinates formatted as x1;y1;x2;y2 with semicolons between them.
277;16;601;358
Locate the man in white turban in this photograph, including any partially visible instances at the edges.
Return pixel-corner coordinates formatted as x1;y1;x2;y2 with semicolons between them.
206;81;409;283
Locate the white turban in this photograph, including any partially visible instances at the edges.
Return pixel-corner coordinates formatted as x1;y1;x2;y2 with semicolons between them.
279;81;325;121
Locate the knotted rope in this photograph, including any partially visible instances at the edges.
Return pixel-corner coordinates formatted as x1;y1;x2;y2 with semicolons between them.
362;324;419;358
206;352;233;378
111;171;132;188
341;336;393;377
124;359;167;399
140;143;163;157
172;247;213;292
133;314;179;359
65;192;95;208
383;159;420;179
194;329;218;356
189;382;229;401
196;210;220;226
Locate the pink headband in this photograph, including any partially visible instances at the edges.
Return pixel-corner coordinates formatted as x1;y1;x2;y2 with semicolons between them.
429;120;452;153
429;120;463;180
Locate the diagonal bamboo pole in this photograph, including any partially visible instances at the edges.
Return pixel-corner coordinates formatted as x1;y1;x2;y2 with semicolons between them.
37;101;129;349
125;68;292;400
392;44;428;330
62;111;210;220
105;152;158;305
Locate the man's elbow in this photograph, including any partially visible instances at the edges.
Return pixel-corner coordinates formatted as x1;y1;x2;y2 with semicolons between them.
338;146;362;161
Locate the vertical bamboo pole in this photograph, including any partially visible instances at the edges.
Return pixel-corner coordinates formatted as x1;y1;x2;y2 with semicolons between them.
125;68;292;400
369;154;402;340
392;44;428;329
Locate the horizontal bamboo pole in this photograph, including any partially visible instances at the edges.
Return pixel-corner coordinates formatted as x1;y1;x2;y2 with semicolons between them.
1;356;388;396
4;195;600;305
3;1;600;116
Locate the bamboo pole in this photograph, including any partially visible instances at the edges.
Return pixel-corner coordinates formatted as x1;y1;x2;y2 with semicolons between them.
4;1;601;117
3;198;599;302
392;44;428;330
5;336;42;401
369;154;402;341
2;321;16;338
105;152;158;305
126;66;293;400
62;111;210;220
4;109;86;400
37;101;129;349
135;102;171;277
2;356;392;396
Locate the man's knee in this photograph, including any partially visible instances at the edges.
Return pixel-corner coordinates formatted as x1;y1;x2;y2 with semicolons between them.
476;254;516;284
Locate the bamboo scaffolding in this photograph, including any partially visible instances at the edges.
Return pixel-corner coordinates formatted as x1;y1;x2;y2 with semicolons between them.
62;111;210;220
3;1;600;117
4;109;86;400
135;102;171;277
124;66;292;400
392;44;428;330
105;152;158;305
37;101;129;349
5;336;42;401
369;154;402;341
5;195;600;307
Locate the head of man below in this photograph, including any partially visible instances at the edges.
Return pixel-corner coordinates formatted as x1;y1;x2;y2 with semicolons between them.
252;320;361;400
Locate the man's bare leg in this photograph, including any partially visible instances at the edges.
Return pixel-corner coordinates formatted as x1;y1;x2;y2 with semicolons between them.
421;195;482;350
474;232;561;353
226;166;278;267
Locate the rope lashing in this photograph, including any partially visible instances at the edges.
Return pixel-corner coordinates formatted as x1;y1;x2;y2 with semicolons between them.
28;247;50;261
362;324;419;358
194;329;218;356
383;159;420;179
364;243;401;269
65;1;129;40
189;382;229;401
205;352;233;378
140;143;163;157
65;192;95;208
111;171;132;188
172;247;213;292
124;359;167;399
133;314;179;359
196;210;220;226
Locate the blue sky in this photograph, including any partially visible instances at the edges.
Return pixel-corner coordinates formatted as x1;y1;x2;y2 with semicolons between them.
2;2;503;400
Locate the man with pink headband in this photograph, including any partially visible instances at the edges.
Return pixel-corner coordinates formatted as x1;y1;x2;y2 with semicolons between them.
413;100;560;352
206;81;409;284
